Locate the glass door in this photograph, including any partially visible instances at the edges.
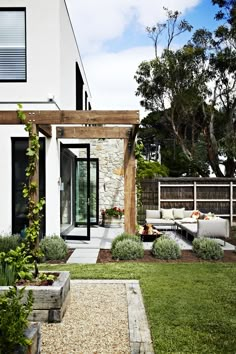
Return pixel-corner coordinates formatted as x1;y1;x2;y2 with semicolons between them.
60;144;90;240
76;159;99;225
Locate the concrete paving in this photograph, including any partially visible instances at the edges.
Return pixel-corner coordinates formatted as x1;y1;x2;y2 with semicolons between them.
66;226;124;264
67;248;99;264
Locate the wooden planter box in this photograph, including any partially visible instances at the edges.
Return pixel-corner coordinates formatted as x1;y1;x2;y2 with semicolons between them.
0;271;70;323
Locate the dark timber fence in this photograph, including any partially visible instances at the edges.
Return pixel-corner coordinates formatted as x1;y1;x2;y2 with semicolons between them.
138;177;236;226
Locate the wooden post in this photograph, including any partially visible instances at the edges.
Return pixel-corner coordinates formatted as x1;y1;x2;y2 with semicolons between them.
124;138;136;234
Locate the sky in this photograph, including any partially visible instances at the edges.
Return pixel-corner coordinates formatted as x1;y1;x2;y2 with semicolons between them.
66;0;220;118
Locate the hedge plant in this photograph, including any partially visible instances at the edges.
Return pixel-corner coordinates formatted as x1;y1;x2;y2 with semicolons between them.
111;232;140;252
152;236;181;260
192;238;224;260
0;234;21;253
40;235;68;260
112;238;144;260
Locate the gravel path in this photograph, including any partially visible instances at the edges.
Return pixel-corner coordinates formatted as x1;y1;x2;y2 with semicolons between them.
41;283;131;354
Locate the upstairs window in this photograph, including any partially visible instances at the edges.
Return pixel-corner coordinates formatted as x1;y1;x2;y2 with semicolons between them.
0;8;26;81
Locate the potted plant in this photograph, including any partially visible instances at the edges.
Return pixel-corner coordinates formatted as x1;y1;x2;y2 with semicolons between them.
101;207;124;227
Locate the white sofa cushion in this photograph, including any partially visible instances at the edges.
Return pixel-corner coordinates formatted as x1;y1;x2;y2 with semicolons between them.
161;208;174;220
173;208;185;219
146;210;161;219
183;210;194;218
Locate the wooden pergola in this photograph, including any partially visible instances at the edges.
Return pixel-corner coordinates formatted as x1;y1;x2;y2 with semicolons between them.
0;110;140;234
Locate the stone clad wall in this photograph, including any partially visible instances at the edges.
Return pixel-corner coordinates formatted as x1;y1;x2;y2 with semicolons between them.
83;139;124;222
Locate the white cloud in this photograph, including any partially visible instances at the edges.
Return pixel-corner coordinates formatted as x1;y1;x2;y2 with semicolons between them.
66;0;200;54
65;0;201;117
84;46;154;117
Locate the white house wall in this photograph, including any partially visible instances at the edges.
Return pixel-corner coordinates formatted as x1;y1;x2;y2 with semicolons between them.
60;1;91;109
0;0;91;235
0;0;61;104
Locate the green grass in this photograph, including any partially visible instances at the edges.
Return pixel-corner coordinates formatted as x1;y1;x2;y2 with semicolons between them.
40;262;236;353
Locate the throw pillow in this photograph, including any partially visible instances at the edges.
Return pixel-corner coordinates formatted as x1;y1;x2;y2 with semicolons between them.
204;212;216;220
161;208;174;220
191;210;201;220
146;210;161;219
173;208;185;219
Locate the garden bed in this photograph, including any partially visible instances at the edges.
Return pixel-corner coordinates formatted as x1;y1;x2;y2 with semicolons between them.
97;249;236;263
0;271;70;323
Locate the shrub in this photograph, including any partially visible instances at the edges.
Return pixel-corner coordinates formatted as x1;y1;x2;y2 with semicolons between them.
152;236;181;260
0;262;17;286
112;239;144;260
0;234;21;253
111;232;140;252
0;286;34;354
40;235;68;260
192;238;224;260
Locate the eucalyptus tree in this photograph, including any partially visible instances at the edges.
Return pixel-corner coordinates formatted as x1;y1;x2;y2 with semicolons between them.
135;1;236;177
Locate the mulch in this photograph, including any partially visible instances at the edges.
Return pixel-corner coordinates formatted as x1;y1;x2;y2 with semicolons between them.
97;249;236;263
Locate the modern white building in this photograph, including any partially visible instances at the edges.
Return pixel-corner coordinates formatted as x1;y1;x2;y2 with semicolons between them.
0;0;129;240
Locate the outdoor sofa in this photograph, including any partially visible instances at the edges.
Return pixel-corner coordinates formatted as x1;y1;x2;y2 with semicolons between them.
145;208;230;239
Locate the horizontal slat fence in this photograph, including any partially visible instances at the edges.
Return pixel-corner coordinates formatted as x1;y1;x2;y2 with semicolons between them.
138;178;236;226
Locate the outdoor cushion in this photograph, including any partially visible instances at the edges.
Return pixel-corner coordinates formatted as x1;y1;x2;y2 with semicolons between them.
146;210;161;219
145;218;175;225
198;219;229;238
181;217;197;223
173;208;185;219
161;208;174;220
183;210;194;218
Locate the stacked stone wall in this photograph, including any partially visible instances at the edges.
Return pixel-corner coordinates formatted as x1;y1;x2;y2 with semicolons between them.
82;139;124;222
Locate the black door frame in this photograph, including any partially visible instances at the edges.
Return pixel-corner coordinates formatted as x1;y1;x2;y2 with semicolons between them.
60;143;90;240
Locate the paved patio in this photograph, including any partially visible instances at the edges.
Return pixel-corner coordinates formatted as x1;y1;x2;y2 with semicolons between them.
65;226;235;264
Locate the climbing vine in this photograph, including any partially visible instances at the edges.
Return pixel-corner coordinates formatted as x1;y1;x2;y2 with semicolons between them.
17;104;45;277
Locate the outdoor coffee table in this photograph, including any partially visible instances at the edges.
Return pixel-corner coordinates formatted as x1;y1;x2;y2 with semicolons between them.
175;221;197;240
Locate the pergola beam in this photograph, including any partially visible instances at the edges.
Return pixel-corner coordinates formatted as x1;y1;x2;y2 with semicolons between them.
56;126;131;139
0;110;139;125
38;125;52;137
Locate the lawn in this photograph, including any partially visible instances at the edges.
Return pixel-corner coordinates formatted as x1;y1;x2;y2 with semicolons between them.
40;262;236;353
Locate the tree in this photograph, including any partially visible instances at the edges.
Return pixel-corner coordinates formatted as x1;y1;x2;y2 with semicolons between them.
135;1;236;177
138;112;201;176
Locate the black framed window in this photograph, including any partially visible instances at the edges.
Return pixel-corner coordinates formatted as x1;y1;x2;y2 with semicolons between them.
12;138;45;236
0;8;26;82
76;62;84;109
